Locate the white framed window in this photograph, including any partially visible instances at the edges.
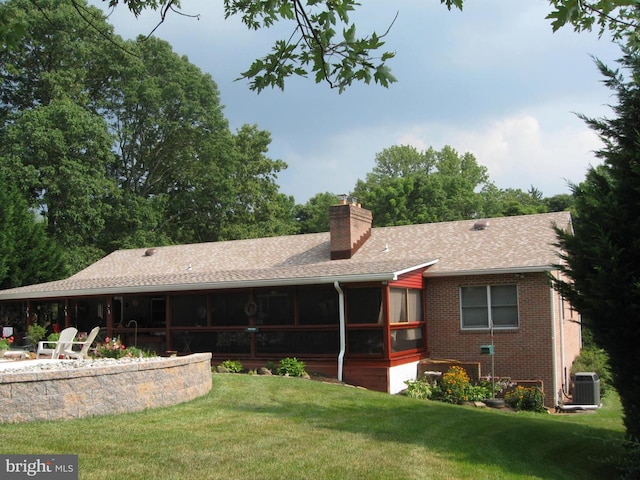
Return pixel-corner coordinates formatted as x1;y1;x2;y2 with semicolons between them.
460;285;518;329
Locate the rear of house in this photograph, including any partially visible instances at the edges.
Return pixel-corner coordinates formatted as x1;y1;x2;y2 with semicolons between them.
0;201;581;407
425;271;581;406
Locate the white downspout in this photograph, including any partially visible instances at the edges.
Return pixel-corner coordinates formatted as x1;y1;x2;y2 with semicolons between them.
334;281;345;382
550;285;559;407
559;289;566;400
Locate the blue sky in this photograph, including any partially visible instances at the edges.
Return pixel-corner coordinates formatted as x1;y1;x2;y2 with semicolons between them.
95;0;621;204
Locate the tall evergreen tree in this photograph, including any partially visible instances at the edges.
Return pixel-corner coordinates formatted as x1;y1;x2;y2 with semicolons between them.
0;173;68;288
555;52;640;456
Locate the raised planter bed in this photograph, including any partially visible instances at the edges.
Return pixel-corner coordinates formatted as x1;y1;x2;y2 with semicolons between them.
0;353;212;423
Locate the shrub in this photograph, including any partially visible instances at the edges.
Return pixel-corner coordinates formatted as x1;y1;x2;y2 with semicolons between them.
221;360;243;373
404;378;434;400
276;357;307;377
465;384;492;402
47;332;60;343
571;346;613;396
27;324;46;345
265;361;278;373
405;368;496;405
434;366;471;404
124;346;156;358
504;386;546;412
620;440;640;480
479;376;515;397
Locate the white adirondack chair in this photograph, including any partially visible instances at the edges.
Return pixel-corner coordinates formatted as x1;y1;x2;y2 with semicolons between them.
36;327;78;359
64;326;100;360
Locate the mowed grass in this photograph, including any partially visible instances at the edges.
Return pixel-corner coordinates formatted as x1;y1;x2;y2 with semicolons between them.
0;374;626;480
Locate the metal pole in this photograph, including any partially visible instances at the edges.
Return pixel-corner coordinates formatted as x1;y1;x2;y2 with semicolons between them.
491;323;495;398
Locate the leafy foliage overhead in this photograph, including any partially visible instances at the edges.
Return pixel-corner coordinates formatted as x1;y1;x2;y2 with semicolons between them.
90;0;640;92
546;0;640;47
92;0;473;92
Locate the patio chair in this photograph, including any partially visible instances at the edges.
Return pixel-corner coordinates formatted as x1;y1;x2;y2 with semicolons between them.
36;327;77;359
63;326;100;360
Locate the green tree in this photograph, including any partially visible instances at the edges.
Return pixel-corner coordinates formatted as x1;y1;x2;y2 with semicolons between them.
97;30;295;246
2;99;115;244
107;35;229;199
0;173;69;288
353;145;490;226
98;34;233;249
496;188;548;217
0;0;117;119
295;192;340;233
210;125;297;240
1;0;296;264
0;0;120;269
554;52;640;452
545;193;575;212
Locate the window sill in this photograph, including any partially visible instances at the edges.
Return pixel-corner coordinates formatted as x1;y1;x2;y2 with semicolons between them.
460;327;519;333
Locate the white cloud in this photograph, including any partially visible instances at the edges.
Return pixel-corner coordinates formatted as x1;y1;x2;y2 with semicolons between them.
385;112;604;197
452;114;602;194
278;110;606;203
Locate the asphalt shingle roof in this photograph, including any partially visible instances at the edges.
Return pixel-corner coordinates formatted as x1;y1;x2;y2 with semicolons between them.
0;211;571;300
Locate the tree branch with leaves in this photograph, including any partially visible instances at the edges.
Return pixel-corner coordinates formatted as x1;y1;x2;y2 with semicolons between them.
96;0;457;92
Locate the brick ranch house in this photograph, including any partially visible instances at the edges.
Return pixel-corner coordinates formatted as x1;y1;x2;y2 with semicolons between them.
0;201;580;407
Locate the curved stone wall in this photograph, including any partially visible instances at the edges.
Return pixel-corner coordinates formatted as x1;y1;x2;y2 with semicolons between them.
0;353;212;423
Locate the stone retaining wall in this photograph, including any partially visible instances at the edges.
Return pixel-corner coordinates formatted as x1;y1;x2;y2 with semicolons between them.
0;353;212;423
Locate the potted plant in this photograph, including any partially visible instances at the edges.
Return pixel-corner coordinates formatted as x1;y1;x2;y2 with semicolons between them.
482;376;514;408
26;324;47;349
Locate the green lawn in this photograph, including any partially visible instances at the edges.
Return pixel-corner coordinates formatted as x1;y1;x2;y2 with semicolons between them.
0;374;626;479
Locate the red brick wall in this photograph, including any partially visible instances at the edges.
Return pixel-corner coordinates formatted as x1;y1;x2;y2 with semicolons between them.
425;272;570;406
551;271;582;402
329;203;372;259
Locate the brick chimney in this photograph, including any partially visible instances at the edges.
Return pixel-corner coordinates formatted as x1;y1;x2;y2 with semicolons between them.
329;197;373;260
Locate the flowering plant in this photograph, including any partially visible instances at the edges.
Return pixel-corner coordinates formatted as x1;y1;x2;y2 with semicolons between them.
479;375;516;397
0;334;14;350
94;337;127;358
504;385;546;412
92;337;151;359
437;365;471;404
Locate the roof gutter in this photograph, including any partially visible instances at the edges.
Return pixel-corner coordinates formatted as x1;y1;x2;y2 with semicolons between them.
0;272;399;301
423;265;558;278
